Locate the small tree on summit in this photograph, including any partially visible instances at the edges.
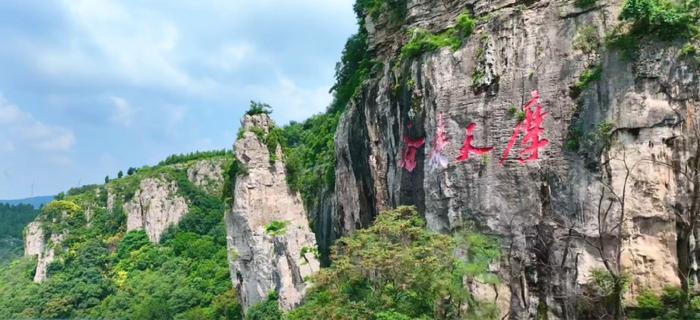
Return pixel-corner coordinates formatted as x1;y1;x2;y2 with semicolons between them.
117;171;123;179
245;101;272;116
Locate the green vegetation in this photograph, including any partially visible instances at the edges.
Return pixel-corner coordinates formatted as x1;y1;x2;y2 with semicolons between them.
222;157;247;207
0;203;39;263
0;152;239;320
682;43;698;56
281;2;379;210
354;0;408;23
575;0;598;9
626;286;700;319
288;206;501;320
400;12;476;60
604;0;700;61
566;126;584;151
264;220;288;237
159;149;229;166
247;292;283;320
620;0;698;39
576;64;603;92
573;26;601;54
246;101;273;116
246;125;286;164
471;45;486;84
681;43;700;63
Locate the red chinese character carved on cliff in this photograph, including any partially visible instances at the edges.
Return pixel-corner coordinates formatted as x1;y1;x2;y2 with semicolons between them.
457;123;493;162
499;90;549;165
428;112;450;170
399;136;425;172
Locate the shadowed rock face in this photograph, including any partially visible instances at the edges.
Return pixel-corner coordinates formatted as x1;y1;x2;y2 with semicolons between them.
124;178;188;243
324;0;699;318
226;114;319;312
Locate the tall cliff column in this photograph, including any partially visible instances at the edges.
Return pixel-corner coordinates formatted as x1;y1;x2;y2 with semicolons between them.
225;114;320;312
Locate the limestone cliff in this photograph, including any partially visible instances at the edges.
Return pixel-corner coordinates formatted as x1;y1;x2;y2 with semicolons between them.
225;114;320;312
324;0;700;319
124;178;189;243
24;221;64;283
186;158;226;196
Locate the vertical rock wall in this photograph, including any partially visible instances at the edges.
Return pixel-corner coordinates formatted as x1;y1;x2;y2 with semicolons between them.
24;222;64;283
124;178;188;243
330;0;700;318
225;114;320;312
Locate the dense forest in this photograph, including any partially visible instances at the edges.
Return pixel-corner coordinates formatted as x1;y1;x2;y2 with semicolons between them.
0;203;39;263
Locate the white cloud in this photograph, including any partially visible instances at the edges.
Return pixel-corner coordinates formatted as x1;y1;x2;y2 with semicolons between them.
0;97;75;152
110;96;136;126
210;43;256;71
245;76;332;124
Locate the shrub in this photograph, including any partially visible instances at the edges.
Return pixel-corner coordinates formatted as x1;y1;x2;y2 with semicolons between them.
620;0;696;39
573;26;601;54
246;101;272;116
264;221;288;237
289;206;501;320
400;12;475;60
354;0;408;22
681;43;698;57
247;292;282;320
634;290;664;318
117;231;150;259
576;64;603;92
605;29;640;61
158;150;228;166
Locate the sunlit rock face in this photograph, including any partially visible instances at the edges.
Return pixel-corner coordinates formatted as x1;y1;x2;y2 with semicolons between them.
327;0;699;318
124;178;188;243
186;158;226;196
24;222;65;283
225;114;319;312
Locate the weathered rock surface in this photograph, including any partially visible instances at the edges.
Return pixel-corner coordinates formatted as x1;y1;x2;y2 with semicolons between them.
225;114;319;312
24;222;64;283
325;0;699;318
24;221;43;257
124;178;188;243
187;159;226;196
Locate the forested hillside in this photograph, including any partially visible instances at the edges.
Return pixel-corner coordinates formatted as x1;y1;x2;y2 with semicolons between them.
0;153;240;319
0;203;39;263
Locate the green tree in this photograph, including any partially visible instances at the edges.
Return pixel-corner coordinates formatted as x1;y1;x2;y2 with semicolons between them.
289;206;501;320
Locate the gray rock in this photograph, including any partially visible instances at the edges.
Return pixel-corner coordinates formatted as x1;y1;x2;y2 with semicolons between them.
225;114;320;312
124;178;188;243
326;0;700;318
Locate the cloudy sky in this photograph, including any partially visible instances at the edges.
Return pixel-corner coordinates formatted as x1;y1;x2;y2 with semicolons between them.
0;0;357;199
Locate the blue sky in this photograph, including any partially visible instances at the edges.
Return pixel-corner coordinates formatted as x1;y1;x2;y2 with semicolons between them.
0;0;357;199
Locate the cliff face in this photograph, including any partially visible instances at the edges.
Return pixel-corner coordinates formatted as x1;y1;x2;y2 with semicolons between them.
328;0;699;318
124;178;189;243
225;114;320;312
24;221;65;283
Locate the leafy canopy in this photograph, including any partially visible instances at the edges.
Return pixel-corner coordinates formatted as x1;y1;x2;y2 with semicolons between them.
289;206;501;320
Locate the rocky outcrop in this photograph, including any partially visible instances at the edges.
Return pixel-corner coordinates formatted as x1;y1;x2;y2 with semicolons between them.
329;0;699;318
24;222;64;283
24;221;43;257
187;158;226;196
124;178;188;243
225;114;320;312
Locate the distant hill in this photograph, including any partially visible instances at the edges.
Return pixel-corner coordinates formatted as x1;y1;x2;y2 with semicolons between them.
0;195;54;208
0;203;40;264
